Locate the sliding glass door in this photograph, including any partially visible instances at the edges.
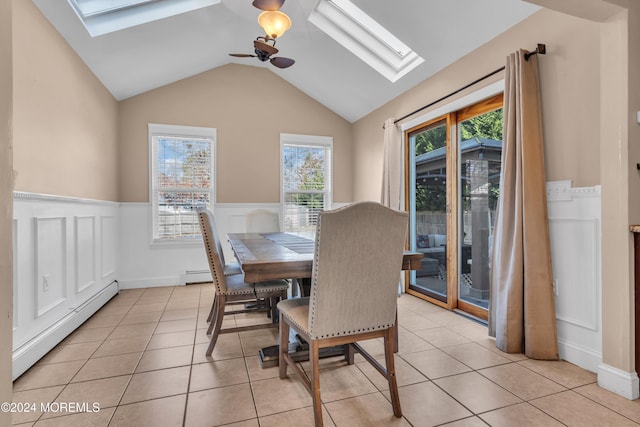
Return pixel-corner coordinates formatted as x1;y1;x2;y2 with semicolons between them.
407;95;503;320
408;119;449;302
456;102;503;317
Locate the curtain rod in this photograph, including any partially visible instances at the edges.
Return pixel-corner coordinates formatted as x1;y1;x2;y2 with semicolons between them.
388;43;546;127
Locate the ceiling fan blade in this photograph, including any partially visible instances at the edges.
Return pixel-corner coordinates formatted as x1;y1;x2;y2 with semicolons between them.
252;0;284;11
229;53;256;58
271;57;295;69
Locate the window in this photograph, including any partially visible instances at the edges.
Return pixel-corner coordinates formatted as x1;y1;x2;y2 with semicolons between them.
149;124;215;243
68;0;221;37
308;0;424;82
281;134;333;238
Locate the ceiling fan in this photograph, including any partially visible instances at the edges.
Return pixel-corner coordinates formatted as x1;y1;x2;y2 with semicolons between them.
228;0;295;69
229;37;295;69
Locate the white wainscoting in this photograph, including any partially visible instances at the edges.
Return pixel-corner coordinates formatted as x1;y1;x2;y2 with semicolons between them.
13;192;119;379
547;182;602;373
117;203;282;288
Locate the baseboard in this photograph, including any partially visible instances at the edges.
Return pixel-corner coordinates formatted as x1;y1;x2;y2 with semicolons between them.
117;277;185;289
597;363;640;400
558;338;601;373
180;271;212;285
12;281;119;380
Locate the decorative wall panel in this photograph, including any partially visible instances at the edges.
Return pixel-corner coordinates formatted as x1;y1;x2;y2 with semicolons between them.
13;192;119;379
35;217;67;318
549;218;598;330
12;219;18;331
547;183;601;372
75;216;96;293
101;215;116;279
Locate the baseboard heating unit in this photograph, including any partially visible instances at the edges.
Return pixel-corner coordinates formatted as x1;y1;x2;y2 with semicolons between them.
12;281;120;380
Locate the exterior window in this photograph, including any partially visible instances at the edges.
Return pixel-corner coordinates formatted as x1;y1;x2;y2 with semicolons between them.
149;124;215;243
281;134;333;237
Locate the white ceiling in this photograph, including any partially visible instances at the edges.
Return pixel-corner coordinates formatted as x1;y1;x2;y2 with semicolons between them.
33;0;540;122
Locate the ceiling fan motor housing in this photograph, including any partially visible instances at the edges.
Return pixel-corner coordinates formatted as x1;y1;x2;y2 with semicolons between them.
254;39;278;61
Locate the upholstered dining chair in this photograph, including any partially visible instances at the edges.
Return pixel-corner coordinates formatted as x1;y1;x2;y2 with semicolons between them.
198;208;290;356
245;208;280;233
196;207;242;277
277;202;408;426
195;207;243;326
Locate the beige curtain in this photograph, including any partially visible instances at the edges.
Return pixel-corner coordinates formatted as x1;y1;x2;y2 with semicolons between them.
381;118;402;210
488;50;558;360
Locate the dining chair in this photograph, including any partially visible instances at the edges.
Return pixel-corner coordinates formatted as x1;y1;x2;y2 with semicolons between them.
196;207;242;277
245;208;280;233
198;208;290;356
277;201;408;426
195;207;243;326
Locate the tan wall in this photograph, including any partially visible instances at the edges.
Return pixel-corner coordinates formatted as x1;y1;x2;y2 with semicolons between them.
600;4;640;375
627;1;640;374
12;1;119;201
1;1;13;424
118;64;353;203
352;8;601;201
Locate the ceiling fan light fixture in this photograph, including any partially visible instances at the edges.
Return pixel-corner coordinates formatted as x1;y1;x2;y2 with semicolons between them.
258;10;291;39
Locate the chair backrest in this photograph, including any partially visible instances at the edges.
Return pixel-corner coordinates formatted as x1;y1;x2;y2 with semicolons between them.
197;207;228;294
196;207;231;267
246;209;280;233
307;202;408;340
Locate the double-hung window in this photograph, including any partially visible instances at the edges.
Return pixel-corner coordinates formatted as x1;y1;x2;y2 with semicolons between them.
149;124;215;243
280;133;333;237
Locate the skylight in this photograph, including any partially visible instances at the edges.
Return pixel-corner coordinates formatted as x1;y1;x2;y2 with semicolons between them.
68;0;221;37
308;0;424;82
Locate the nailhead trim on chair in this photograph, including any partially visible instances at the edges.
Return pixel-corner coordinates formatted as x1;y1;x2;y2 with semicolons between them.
308;217;321;333
198;212;225;293
314;324;393;339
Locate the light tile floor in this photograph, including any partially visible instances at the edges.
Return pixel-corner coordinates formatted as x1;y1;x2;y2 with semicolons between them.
12;285;640;426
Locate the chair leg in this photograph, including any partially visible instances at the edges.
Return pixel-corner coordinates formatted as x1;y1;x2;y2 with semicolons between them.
345;343;355;365
206;293;217;323
278;312;290;379
384;328;402;418
206;295;226;357
270;296;281;323
310;340;323;427
266;297;272;319
290;278;303;297
207;296;220;335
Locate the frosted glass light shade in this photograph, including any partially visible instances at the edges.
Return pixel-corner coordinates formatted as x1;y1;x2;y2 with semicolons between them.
258;10;291;39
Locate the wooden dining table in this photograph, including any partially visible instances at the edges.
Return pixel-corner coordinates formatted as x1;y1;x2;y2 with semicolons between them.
227;232;424;367
228;231;423;282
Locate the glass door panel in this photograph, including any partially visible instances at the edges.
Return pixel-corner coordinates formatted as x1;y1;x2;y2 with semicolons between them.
457;108;503;316
409;120;448;303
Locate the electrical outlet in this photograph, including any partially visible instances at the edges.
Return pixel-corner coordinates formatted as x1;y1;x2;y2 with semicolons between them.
42;275;49;292
552;279;558;296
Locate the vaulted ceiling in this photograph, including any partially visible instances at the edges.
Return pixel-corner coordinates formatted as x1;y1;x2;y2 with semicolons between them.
33;0;540;122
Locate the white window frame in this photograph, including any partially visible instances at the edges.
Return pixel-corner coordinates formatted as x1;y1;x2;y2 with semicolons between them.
148;123;216;245
280;133;333;237
308;0;424;82
67;0;221;37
